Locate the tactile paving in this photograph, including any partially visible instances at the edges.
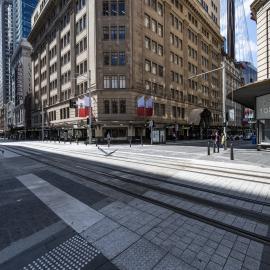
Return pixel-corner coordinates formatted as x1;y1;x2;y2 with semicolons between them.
21;235;100;270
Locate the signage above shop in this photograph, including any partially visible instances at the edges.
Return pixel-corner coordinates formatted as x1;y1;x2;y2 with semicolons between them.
257;94;270;120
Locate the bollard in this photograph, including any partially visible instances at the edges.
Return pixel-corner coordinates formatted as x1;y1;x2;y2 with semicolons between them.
141;135;143;146
70;138;72;144
129;138;132;148
108;140;110;148
207;141;210;156
59;137;60;143
213;143;216;153
230;143;234;160
77;139;79;145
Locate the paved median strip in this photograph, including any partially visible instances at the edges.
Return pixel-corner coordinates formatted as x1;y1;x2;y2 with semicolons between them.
16;174;104;233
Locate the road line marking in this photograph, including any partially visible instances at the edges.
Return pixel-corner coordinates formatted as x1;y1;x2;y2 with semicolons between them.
16;174;104;233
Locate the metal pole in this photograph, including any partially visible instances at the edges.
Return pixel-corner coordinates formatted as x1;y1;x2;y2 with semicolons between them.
222;60;227;150
88;70;92;145
42;101;44;142
207;141;210;156
151;125;153;145
230;143;234;160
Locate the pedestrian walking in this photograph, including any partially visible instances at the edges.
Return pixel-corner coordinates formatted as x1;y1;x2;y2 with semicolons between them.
215;131;220;153
221;133;226;149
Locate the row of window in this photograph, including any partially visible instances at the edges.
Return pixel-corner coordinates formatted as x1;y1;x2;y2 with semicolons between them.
145;60;164;77
49;79;58;91
170;13;183;32
76;14;87;35
144;14;163;37
144;0;163;16
145;36;163;56
61;70;71;85
170;52;183;66
103;26;126;40
76;0;86;13
103;99;126;114
103;1;126;16
188;46;197;60
188;62;197;75
49;45;57;60
170;0;183;12
76;37;87;56
60;31;70;49
170;32;183;49
171;88;184;101
172;106;185;119
76;60;87;75
188;13;198;28
61;51;71;66
145;81;164;95
154;103;166;117
76;81;88;95
104;52;126;66
49;62;57;75
60;107;70;119
171;71;183;84
104;75;126;89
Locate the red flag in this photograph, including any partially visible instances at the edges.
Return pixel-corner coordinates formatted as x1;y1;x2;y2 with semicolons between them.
145;97;153;116
137;96;145;116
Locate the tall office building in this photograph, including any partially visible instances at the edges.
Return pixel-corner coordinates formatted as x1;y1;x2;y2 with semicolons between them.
28;0;223;141
13;0;38;50
0;0;13;108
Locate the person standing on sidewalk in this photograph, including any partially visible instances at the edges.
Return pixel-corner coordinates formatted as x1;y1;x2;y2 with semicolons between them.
214;131;220;152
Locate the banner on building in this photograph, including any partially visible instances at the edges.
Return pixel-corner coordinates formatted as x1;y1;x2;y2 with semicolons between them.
77;96;94;118
137;96;145;116
145;97;153;116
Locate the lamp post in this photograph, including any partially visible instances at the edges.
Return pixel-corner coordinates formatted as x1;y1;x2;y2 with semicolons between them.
188;61;227;142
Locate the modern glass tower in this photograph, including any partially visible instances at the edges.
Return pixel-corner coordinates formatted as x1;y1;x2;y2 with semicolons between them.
13;0;38;50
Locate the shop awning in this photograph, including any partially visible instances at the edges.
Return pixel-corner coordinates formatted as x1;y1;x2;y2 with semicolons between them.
231;79;270;110
188;108;204;125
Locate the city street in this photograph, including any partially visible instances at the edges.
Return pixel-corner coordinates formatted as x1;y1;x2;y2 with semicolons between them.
0;141;270;270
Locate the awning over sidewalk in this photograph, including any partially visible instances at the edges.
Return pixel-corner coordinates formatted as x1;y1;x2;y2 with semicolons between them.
188;108;204;125
232;79;270;110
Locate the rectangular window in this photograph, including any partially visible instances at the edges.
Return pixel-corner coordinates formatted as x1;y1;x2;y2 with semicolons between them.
145;60;151;72
119;52;126;65
112;100;118;114
103;1;109;16
119;26;126;39
119;75;126;88
120;99;126;113
103;26;109;40
112;75;118;88
111;52;118;65
104;100;110;114
104;52;110;65
104;76;111;88
118;0;126;15
111;1;117;16
111;26;117;40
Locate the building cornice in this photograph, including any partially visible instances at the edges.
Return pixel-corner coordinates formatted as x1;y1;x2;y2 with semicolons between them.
251;0;268;21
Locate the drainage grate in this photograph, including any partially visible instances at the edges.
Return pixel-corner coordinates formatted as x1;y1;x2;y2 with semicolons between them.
22;235;100;270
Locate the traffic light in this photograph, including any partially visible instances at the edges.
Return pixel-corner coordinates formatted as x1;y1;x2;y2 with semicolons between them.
69;99;77;108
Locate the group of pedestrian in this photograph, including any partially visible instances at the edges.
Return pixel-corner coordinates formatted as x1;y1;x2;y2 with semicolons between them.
212;130;226;150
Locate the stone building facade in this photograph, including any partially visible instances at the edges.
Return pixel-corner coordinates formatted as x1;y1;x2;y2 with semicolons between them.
28;0;223;141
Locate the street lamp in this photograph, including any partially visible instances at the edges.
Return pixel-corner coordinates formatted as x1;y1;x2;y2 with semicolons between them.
188;60;227;142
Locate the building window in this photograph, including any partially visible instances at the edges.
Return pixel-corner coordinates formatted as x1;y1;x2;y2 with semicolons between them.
104;100;110;114
112;75;118;88
104;76;111;88
119;26;126;39
119;75;126;88
103;26;109;40
118;0;125;15
111;26;117;40
111;52;118;65
112;99;118;113
104;52;110;65
145;59;151;72
120;99;126;113
144;14;150;28
103;1;109;16
119;52;126;65
111;1;117;16
145;36;151;49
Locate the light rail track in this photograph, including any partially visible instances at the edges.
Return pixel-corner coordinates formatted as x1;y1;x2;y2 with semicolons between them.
3;145;270;246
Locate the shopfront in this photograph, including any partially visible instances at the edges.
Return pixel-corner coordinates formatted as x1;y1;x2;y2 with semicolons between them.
233;79;270;150
256;94;270;147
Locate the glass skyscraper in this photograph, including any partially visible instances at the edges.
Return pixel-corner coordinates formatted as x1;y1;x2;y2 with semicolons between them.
13;0;38;50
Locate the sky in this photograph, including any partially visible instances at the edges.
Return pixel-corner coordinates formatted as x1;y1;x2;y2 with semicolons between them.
220;0;257;67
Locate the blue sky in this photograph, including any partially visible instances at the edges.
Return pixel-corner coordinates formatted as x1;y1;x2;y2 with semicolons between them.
220;0;257;66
